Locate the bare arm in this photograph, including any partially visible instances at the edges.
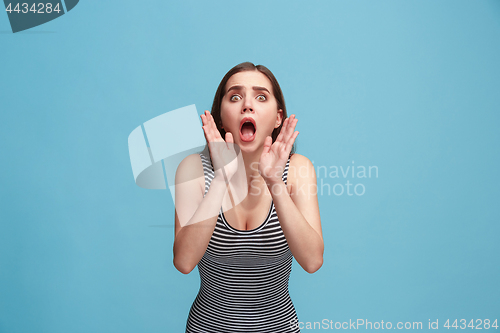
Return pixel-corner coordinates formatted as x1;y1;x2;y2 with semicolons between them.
173;110;239;274
269;154;323;273
258;114;323;273
173;156;228;274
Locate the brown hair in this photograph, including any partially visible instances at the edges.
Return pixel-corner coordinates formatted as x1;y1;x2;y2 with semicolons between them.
208;62;296;155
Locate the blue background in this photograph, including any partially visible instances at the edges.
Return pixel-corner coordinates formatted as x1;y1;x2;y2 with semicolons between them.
1;1;499;332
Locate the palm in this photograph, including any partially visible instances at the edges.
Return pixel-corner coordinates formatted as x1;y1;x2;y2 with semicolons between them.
259;115;299;186
201;110;238;181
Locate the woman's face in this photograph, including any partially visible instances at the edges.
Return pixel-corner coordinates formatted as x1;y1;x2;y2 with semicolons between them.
220;70;283;150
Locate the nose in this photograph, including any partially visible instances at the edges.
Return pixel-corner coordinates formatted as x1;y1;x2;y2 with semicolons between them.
242;98;254;113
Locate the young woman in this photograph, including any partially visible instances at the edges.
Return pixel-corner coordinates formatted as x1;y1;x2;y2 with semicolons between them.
173;62;323;332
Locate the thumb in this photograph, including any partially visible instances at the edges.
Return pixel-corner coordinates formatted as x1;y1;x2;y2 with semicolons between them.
225;132;234;146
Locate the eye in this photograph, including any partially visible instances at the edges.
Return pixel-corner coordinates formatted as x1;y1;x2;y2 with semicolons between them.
256;94;266;101
230;95;241;101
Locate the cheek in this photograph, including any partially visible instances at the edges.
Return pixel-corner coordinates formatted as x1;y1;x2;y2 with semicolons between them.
264;119;277;134
263;109;279;131
220;108;238;130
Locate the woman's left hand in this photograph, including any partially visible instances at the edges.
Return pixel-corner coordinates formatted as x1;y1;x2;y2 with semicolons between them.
259;114;299;187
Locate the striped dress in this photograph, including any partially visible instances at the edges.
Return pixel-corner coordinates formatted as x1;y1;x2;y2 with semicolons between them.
185;151;301;333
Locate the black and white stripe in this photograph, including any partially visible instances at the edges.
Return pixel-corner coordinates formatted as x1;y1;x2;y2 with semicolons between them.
185;151;300;333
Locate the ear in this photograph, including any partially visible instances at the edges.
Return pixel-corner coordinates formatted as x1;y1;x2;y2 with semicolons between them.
275;109;283;128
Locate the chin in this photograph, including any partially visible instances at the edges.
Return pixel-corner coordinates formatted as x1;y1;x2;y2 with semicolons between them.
238;139;261;152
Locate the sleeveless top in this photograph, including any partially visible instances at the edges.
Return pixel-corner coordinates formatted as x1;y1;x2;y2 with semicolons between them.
185;151;300;333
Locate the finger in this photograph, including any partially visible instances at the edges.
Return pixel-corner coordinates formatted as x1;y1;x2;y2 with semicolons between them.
262;136;272;155
283;119;298;152
202;128;210;145
205;111;214;132
283;114;296;135
205;113;218;142
208;112;223;141
202;125;209;140
204;110;211;125
202;112;212;142
275;117;288;144
208;112;217;129
204;122;218;144
225;132;234;145
285;131;299;153
203;113;217;142
285;114;296;135
282;116;298;144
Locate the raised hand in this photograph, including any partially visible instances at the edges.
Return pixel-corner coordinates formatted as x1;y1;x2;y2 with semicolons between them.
259;114;299;187
200;110;239;182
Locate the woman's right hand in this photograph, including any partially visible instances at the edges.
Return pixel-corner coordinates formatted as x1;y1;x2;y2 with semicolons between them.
201;110;239;182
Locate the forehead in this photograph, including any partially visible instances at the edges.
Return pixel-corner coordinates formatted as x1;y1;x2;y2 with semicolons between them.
225;70;273;93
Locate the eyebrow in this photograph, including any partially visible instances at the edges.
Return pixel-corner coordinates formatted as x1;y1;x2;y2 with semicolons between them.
226;85;270;94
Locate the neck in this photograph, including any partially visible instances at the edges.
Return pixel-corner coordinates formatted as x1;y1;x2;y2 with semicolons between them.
239;147;267;195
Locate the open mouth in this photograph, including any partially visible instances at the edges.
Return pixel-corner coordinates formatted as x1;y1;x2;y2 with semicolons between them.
239;117;256;142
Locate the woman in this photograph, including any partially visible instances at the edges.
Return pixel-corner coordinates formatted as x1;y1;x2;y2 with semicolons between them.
173;62;323;332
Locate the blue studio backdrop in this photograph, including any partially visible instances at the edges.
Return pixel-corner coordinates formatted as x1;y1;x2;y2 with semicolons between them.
1;1;499;332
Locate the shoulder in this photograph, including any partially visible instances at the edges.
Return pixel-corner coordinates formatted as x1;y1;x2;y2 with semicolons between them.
289;153;315;172
288;153;316;185
175;153;204;185
177;153;203;170
289;153;312;167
